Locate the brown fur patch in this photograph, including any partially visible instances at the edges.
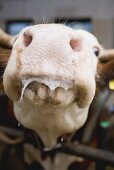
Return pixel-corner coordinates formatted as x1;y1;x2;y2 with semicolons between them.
97;49;114;89
75;84;90;108
0;28;13;48
0;47;11;93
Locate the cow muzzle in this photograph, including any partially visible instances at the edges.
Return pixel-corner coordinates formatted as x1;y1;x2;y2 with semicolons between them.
20;77;76;106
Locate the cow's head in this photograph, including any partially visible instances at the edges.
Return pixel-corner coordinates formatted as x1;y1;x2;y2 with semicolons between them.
1;24;103;147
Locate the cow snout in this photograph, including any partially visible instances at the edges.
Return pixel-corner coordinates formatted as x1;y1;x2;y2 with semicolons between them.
23;28;82;51
3;24;97;106
17;25;83;80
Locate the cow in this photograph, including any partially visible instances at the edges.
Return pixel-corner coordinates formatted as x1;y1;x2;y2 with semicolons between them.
0;25;114;170
3;24;102;147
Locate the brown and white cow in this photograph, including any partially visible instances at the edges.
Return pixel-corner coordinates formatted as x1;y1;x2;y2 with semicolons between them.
0;25;114;169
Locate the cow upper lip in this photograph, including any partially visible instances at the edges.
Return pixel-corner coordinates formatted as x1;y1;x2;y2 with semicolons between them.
21;77;73;90
19;77;76;106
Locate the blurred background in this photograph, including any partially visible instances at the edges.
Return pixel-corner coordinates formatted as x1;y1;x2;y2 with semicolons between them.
0;0;114;170
0;0;114;48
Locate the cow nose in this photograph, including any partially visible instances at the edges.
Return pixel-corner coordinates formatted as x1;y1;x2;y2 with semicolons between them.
23;28;82;52
23;31;33;47
70;39;81;51
18;26;83;82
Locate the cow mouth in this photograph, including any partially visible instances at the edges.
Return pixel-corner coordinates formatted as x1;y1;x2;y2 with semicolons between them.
20;77;76;106
14;77;92;147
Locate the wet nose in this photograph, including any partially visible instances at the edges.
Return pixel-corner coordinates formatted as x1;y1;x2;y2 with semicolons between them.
23;31;33;47
17;25;84;81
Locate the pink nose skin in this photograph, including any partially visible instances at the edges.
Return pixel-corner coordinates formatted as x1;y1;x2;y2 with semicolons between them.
23;28;82;52
15;25;85;83
23;31;33;47
70;39;81;51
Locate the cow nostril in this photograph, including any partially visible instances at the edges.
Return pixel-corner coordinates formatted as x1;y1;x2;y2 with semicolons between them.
23;31;32;47
70;39;81;51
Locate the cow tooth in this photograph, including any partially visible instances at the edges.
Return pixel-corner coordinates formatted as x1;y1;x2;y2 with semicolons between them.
38;85;47;100
65;89;75;104
54;87;65;104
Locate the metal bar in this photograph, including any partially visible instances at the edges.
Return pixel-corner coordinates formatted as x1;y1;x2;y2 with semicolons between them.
0;126;114;167
0;125;24;138
81;89;111;144
45;143;114;167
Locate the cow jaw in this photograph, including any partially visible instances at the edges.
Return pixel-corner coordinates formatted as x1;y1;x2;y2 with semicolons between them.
14;91;90;148
12;76;94;147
